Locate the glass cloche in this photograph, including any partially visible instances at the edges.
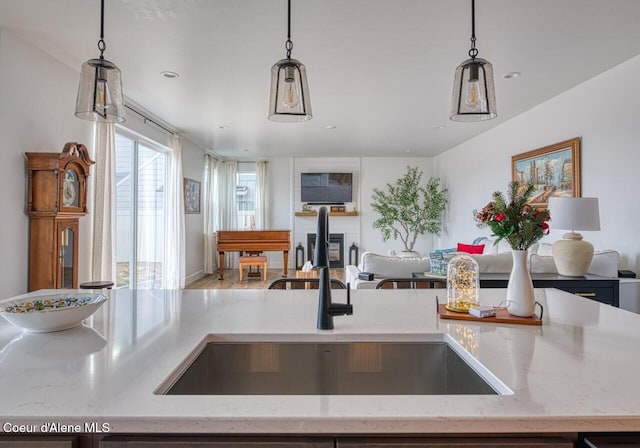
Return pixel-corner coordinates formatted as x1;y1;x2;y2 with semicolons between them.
446;254;480;313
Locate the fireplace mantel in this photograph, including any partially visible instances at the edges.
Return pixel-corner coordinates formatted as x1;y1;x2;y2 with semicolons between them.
295;211;358;217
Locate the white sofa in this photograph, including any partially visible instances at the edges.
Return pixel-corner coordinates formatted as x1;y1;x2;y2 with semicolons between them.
345;241;621;289
345;252;431;289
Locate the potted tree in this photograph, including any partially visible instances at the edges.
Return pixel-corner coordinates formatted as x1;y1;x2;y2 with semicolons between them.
371;166;447;257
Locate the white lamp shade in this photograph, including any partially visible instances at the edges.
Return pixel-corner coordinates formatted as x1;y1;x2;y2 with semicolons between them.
549;197;600;276
548;197;600;232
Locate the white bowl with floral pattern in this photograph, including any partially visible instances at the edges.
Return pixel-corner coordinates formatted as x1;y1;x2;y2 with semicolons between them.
0;293;108;333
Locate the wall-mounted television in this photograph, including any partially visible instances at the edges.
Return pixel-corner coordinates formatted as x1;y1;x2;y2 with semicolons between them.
301;173;352;204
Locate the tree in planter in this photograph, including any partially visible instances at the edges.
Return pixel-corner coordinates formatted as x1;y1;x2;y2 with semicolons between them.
371;166;447;252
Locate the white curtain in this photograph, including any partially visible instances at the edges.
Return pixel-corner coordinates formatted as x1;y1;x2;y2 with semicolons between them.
255;160;268;230
203;155;219;274
217;160;238;268
91;122;117;283
163;134;186;289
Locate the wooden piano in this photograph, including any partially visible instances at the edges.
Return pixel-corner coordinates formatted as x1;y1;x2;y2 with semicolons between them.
217;230;291;280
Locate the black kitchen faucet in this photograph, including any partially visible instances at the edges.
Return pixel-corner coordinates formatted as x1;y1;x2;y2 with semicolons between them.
314;206;353;330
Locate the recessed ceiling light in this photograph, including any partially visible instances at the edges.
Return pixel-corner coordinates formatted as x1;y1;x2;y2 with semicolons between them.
325;125;337;130
434;125;446;130
160;71;179;79
503;72;521;79
405;149;412;153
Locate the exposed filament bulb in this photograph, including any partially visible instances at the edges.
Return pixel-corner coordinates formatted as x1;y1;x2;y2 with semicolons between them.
95;66;113;114
465;80;481;107
281;65;300;109
464;63;485;110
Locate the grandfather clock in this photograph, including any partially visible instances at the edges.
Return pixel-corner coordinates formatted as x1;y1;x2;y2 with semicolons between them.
25;142;95;291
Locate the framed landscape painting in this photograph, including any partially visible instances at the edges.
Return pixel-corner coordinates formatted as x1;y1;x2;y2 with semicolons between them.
511;137;581;208
184;178;201;214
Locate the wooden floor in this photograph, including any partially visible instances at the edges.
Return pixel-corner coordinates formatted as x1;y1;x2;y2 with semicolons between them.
186;268;346;289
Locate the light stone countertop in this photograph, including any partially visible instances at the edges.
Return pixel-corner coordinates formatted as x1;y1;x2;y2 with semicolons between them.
0;287;639;435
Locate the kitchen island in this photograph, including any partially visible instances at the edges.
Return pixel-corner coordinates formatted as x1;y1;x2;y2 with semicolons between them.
1;287;640;444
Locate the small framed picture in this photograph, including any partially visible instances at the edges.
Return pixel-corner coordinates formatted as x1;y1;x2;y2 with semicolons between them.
183;178;201;214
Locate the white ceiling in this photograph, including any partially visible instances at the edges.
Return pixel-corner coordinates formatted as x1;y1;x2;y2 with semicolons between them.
2;0;640;159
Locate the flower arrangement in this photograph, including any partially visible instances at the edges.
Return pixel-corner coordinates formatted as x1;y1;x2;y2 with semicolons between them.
475;181;550;251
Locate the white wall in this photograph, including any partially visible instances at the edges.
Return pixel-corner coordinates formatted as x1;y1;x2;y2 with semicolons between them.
0;28;93;299
360;157;437;257
265;156;292;269
435;54;640;274
269;157;440;270
181;139;205;284
293;158;361;269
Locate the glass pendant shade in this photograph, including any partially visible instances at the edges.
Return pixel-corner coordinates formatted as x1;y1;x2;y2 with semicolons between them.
450;57;496;121
75;57;126;123
268;58;312;123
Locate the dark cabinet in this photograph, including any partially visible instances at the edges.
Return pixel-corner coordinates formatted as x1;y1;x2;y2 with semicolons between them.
559;287;615;306
413;272;620;307
99;436;334;448
0;435;79;447
579;432;640;447
97;436;578;448
479;273;620;307
336;437;574;447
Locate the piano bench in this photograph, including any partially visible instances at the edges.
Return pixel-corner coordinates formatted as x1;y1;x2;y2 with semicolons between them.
239;255;268;282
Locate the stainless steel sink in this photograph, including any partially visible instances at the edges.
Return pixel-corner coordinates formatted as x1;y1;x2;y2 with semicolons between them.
158;335;507;395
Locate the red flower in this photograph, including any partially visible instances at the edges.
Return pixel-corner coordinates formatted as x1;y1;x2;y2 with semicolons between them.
541;222;550;234
494;212;506;222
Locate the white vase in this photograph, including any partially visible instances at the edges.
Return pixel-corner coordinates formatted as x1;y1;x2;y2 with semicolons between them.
397;250;421;258
506;249;536;317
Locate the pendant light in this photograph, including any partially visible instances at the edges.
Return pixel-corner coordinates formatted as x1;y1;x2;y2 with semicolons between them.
75;0;126;123
450;0;496;121
268;0;312;122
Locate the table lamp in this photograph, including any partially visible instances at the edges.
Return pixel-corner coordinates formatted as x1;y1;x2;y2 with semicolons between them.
547;197;600;277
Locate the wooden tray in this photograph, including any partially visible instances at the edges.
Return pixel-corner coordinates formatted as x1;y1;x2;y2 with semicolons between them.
437;304;542;326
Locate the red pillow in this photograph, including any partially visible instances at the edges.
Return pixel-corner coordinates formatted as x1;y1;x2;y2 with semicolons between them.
457;243;485;254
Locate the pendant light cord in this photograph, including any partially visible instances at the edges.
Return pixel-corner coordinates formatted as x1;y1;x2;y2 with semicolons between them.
468;0;478;59
285;0;293;59
98;0;106;57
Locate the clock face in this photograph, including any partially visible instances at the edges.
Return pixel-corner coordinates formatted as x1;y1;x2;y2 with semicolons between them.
62;170;79;207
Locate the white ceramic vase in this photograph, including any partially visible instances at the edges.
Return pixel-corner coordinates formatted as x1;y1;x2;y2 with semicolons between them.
397;250;421;258
506;249;536;317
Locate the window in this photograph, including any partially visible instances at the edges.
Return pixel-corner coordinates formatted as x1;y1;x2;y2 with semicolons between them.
236;171;256;230
115;130;169;288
